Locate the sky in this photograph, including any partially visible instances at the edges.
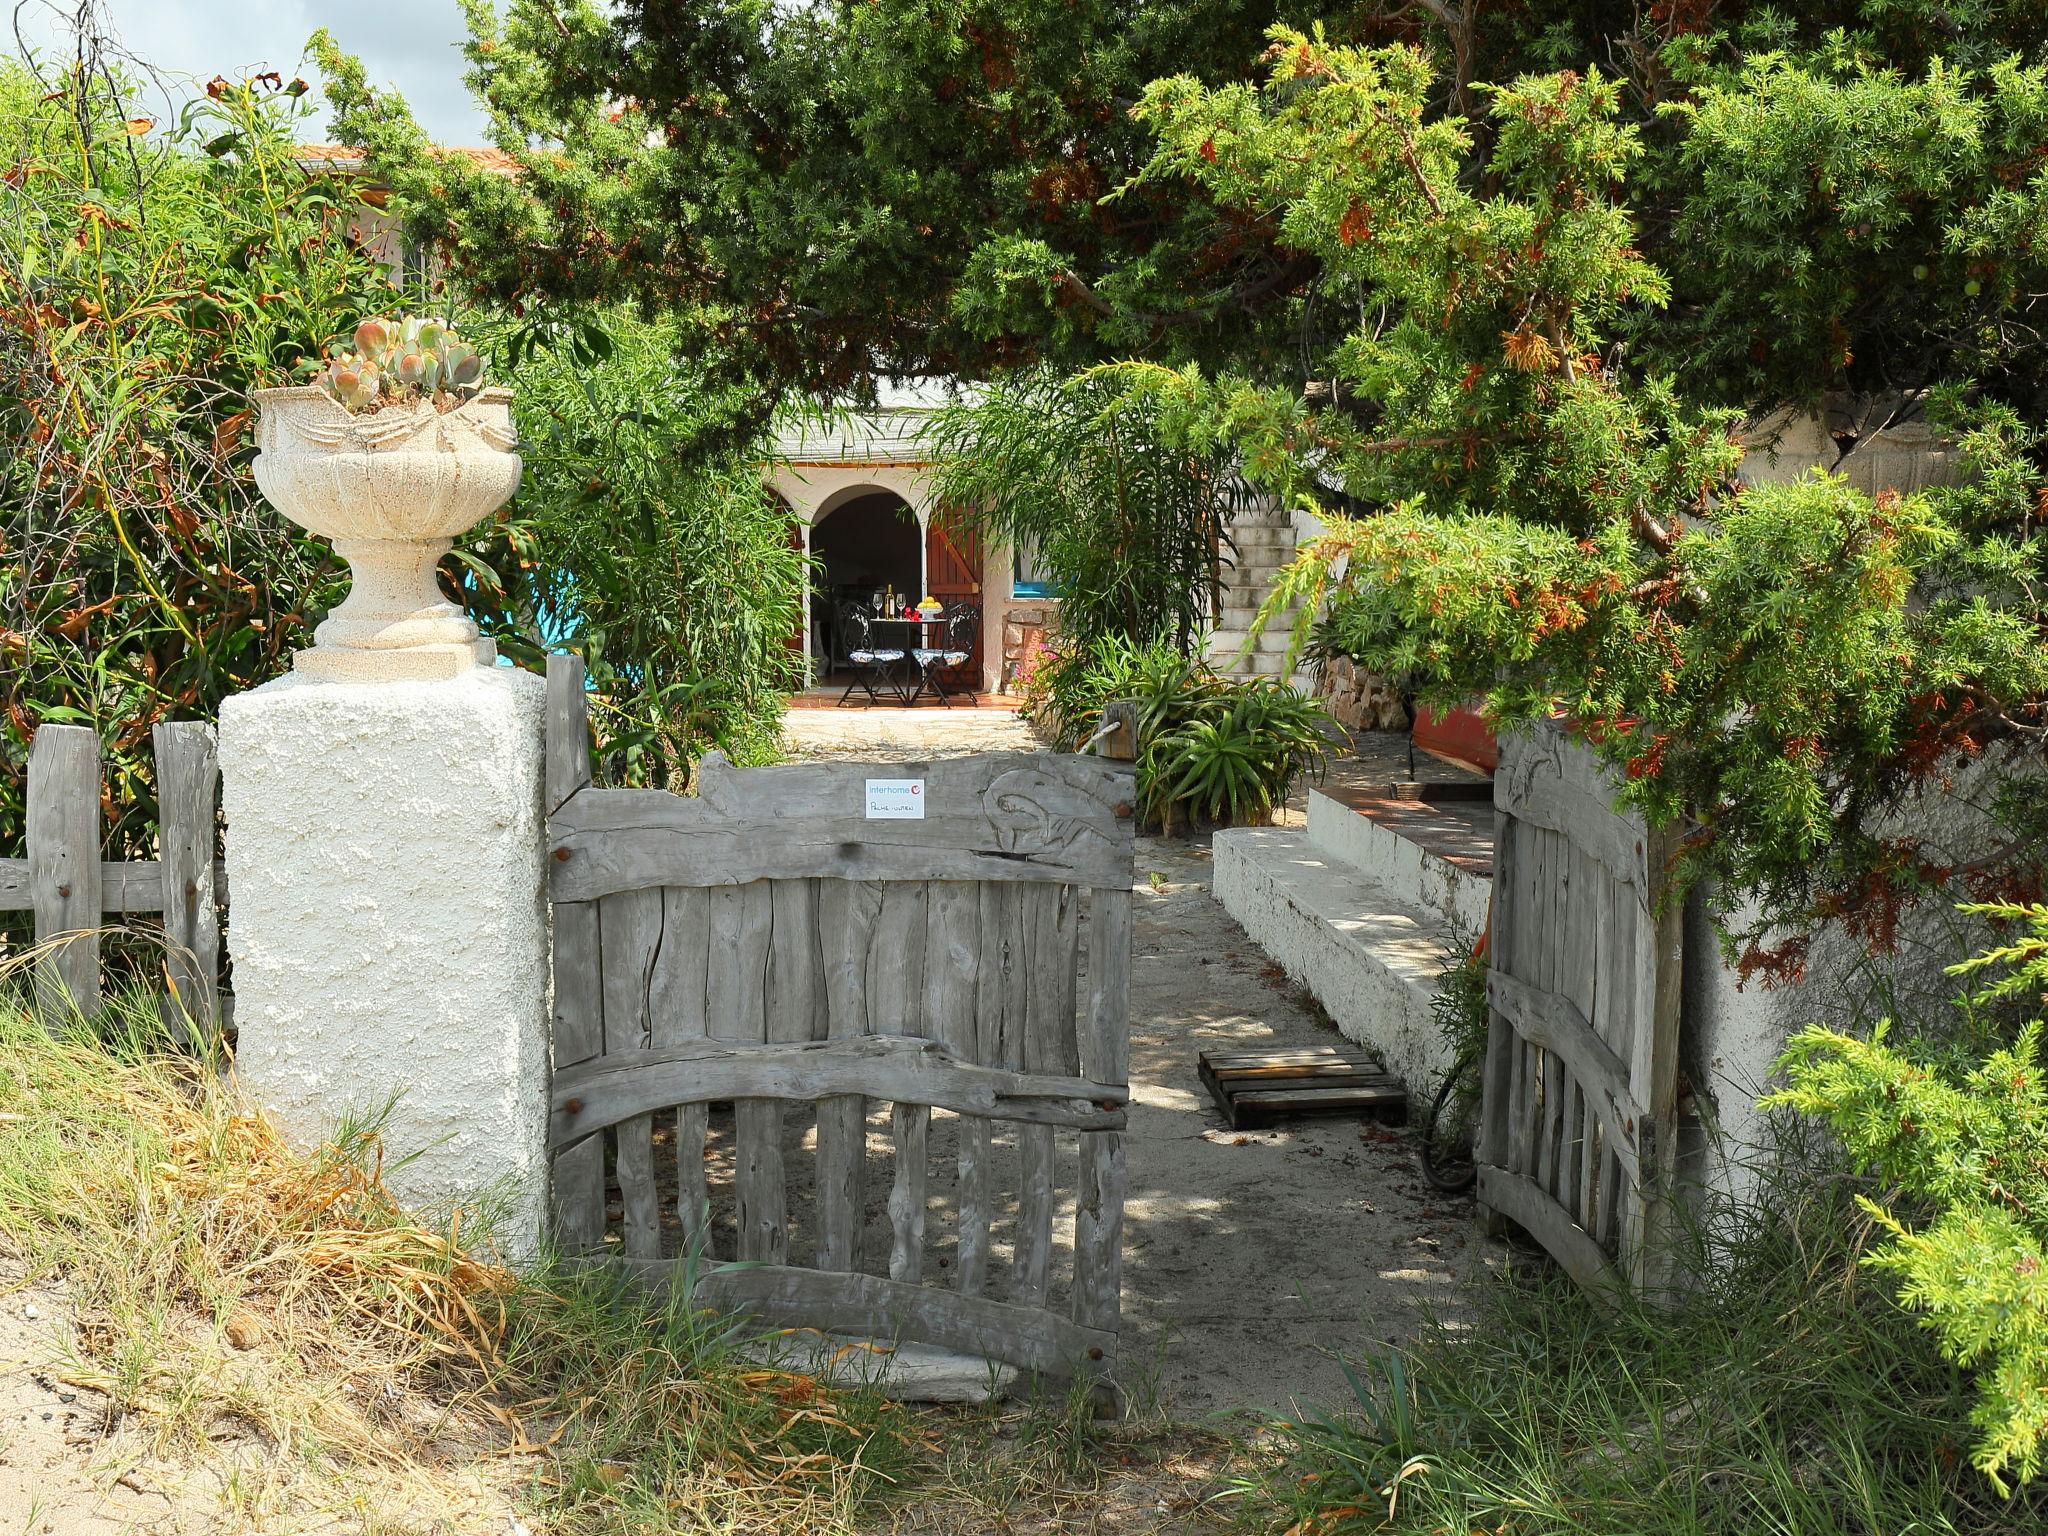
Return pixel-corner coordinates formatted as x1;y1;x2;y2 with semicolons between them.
12;0;491;144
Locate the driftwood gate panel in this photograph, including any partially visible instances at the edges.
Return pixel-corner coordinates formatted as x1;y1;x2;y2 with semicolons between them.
544;656;1136;1379
1;721;223;1033
1477;723;1682;1297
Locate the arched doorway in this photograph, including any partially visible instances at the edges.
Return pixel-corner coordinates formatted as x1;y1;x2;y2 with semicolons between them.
809;490;921;681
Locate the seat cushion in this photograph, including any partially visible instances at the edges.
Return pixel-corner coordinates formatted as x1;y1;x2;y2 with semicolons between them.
851;648;904;664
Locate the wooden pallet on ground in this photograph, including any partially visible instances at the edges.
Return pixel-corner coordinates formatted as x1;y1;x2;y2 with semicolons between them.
1197;1044;1406;1131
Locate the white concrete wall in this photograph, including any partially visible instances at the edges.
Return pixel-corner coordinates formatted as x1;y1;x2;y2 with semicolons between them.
1676;747;2030;1213
220;666;552;1261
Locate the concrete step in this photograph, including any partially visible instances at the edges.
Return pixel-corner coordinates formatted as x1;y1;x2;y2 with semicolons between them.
1217;599;1296;625
1207;626;1293;655
1227;524;1295;552
1306;788;1493;939
1212;827;1461;1092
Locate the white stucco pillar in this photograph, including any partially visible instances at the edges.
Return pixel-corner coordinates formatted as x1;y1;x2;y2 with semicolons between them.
218;665;551;1262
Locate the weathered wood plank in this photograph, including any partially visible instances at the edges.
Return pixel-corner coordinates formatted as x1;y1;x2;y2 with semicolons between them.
869;880;930;1283
601;887;665;1264
693;1263;1116;1381
0;857;224;916
545;653;593;816
1624;828;1685;1297
1562;842;1597;1225
957;882;1015;1296
1494;726;1648;892
1475;812;1517;1200
552;1035;1126;1146
552;816;1133;896
652;885;712;1249
912;881;978;1285
663;751;1135;829
1534;842;1570;1197
816;879;882;1271
1476;1164;1623;1302
1593;870;1631;1249
1013;882;1078;1309
154;723;220;1039
709;882;784;1265
29;724;102;1024
1073;880;1130;1340
546;655;605;1253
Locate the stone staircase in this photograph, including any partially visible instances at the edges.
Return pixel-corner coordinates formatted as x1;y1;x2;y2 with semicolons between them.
1212;765;1495;1094
1207;503;1311;686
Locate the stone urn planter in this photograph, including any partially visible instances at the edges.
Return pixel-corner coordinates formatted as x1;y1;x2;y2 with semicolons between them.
251;384;521;681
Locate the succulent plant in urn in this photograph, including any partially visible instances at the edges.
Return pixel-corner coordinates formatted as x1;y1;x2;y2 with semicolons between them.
251;315;519;681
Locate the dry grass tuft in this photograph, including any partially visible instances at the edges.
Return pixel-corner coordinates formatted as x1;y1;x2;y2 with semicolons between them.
0;987;916;1532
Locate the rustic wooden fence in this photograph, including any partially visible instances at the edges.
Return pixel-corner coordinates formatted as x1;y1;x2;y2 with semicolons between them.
544;653;1137;1382
0;722;224;1032
1477;721;1684;1297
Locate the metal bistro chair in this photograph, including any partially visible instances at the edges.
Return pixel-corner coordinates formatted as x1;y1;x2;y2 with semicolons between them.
907;602;978;707
837;600;907;706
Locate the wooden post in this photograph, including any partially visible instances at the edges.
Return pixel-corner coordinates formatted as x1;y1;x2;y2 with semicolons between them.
153;722;220;1040
546;654;607;1252
28;724;102;1025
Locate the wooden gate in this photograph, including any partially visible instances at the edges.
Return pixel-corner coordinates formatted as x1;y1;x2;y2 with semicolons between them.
1477;722;1683;1297
543;655;1135;1381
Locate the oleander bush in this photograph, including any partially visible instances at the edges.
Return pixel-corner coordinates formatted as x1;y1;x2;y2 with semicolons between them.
0;49;385;856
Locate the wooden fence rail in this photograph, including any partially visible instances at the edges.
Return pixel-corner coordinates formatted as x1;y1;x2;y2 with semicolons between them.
0;722;225;1032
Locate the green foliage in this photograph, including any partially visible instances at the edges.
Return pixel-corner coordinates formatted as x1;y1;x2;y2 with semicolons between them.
1023;635;1327;832
0;38;393;854
926;370;1235;655
1241;1179;2046;1534
469;316;808;784
316;0;1304;410
1766;902;2048;1491
1129;27;2048;961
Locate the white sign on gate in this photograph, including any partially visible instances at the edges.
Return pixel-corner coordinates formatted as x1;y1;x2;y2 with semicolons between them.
864;778;926;819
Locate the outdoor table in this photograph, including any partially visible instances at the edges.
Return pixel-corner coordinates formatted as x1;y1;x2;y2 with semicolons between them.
864;612;947;703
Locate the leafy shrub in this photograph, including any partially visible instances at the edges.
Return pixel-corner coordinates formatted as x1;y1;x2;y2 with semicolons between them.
0;47;391;854
1025;636;1328;832
468;315;807;783
927;369;1237;656
1767;901;2048;1492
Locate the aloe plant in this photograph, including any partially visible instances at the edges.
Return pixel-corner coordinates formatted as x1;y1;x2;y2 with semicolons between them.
315;314;486;413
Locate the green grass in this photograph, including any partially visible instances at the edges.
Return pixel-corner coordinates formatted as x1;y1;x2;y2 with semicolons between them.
1231;1181;2048;1535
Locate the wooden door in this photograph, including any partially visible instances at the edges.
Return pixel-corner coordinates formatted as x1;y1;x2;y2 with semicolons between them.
924;514;982;693
545;656;1136;1383
1476;722;1683;1298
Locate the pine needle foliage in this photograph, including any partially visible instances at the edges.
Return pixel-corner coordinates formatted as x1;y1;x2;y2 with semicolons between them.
1116;27;2048;962
1767;902;2048;1492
